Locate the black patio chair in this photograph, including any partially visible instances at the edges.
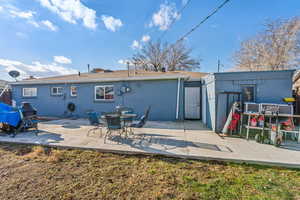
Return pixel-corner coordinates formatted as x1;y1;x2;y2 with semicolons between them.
87;112;103;137
103;114;123;143
130;106;151;129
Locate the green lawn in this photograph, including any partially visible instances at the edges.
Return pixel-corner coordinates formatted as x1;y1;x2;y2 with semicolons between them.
0;142;299;200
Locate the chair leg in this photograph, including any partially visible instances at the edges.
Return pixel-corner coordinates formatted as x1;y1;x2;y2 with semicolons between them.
104;129;111;143
87;128;95;137
87;127;102;137
104;130;107;143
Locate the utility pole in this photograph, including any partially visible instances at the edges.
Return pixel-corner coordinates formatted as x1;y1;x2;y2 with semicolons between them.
217;59;220;72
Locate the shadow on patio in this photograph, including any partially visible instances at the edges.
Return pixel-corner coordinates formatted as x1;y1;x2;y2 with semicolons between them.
107;132;224;156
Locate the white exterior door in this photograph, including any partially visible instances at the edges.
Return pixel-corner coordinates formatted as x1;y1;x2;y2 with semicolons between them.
185;87;201;119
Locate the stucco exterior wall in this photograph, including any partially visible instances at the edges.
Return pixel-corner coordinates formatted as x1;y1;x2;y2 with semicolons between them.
11;79;185;121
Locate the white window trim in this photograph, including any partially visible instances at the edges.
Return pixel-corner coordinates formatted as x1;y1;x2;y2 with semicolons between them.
70;86;77;97
51;87;63;96
94;85;114;101
22;88;37;97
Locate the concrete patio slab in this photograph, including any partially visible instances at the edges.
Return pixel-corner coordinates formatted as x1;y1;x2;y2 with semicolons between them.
0;119;300;168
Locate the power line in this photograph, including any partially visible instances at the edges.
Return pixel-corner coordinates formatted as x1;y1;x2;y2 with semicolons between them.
158;0;192;40
176;0;230;43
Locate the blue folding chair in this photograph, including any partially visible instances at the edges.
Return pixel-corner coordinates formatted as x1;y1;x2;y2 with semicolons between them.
87;112;103;137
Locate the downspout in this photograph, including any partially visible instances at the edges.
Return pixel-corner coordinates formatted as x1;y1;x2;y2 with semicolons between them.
176;77;181;120
64;81;67;116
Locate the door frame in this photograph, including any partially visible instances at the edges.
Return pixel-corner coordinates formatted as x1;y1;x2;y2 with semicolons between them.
183;81;202;120
202;84;206;124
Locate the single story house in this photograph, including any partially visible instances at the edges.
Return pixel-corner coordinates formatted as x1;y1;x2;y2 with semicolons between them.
10;70;207;121
10;69;294;132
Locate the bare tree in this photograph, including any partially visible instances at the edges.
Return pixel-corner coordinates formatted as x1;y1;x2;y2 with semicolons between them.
132;41;169;71
166;41;200;71
132;40;200;71
234;17;300;71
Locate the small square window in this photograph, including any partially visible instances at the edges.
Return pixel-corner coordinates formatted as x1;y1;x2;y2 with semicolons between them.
70;86;77;97
23;88;37;97
51;87;63;95
241;85;255;102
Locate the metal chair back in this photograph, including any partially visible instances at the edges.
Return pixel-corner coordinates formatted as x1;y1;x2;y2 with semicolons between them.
105;114;122;130
87;112;100;125
135;106;151;128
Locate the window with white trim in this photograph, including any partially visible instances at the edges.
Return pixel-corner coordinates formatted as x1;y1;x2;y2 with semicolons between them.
95;85;114;100
51;87;63;96
22;88;37;97
70;86;77;97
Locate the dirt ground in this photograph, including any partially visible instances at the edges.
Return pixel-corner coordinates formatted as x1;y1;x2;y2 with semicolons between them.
0;142;299;200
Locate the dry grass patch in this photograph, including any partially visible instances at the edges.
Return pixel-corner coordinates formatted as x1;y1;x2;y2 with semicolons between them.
22;146;45;160
0;142;299;200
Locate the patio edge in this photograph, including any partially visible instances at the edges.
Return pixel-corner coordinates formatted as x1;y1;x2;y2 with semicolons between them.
1;140;300;169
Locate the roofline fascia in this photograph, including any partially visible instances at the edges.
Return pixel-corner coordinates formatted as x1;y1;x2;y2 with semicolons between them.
213;69;296;75
10;75;189;85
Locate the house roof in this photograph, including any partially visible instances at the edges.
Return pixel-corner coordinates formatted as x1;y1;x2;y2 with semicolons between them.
10;70;207;85
0;80;8;88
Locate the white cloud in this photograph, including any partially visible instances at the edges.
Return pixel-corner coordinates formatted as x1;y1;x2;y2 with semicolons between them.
4;5;59;31
141;34;151;42
101;15;123;32
131;40;141;50
0;58;77;80
53;56;72;64
149;2;180;31
28;20;40;28
0;6;3;12
7;8;41;27
38;0;97;30
130;35;150;51
41;20;58;31
9;10;35;19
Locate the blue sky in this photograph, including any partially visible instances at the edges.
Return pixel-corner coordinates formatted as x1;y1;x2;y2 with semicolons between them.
0;0;299;80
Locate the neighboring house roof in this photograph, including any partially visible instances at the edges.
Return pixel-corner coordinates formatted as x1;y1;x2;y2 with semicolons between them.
0;80;8;88
10;70;207;85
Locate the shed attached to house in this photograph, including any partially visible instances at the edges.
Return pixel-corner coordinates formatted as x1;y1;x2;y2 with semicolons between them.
202;70;295;132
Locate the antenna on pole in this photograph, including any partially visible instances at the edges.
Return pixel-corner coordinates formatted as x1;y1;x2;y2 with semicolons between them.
217;59;220;72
